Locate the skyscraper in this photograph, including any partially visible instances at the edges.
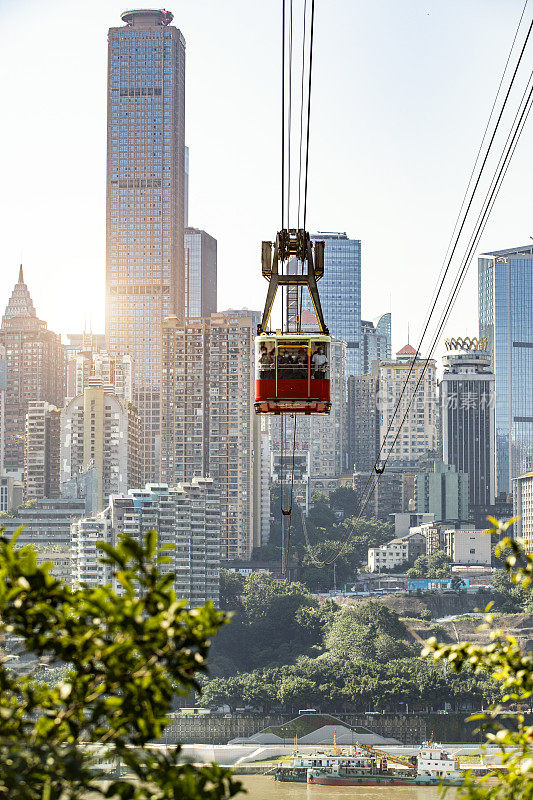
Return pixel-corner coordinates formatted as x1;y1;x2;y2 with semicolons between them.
513;471;533;554
479;245;533;494
184;227;217;317
161;312;258;559
375;344;438;463
303;233;361;376
347;373;378;472
66;346;133;403
61;379;142;512
360;313;391;374
106;9;186;483
415;460;470;523
24;401;61;501
0;344;6;476
0;267;64;477
119;480;220;605
440;336;496;517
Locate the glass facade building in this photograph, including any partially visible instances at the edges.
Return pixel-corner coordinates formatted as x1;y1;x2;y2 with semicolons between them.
303;232;361;376
361;313;391;374
479;246;533;494
440;343;496;515
106;9;186;482
184;227;217;317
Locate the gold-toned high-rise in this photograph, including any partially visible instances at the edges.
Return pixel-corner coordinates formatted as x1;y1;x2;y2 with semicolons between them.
106;9;186;482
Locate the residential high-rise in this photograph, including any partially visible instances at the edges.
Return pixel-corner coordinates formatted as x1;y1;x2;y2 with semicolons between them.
360;313;391;375
71;510;114;587
375;344;438;463
117;480;220;605
440;337;496;517
347;373;378;472
415;460;470;523
352;467;403;521
0;499;86;550
66;346;133;403
24;401;61;501
0;343;6;475
66;332;106;359
161;312;258;559
61;379;142;512
302;233;361;376
0;267;65;477
184;227;217;317
106;9;186;483
0;476;23;513
513;471;533;554
479;245;533;493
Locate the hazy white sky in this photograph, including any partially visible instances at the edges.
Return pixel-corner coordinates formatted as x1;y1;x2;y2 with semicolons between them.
0;0;532;360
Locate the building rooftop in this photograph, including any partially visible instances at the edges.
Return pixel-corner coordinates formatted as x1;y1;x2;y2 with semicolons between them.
120;9;173;26
2;265;37;327
396;343;417;356
480;245;533;257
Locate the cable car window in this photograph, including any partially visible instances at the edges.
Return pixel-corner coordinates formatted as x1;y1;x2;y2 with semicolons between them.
277;345;308;379
257;341;275;378
310;341;329;379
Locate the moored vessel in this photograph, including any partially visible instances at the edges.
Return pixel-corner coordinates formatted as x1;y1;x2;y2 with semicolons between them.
306;741;464;787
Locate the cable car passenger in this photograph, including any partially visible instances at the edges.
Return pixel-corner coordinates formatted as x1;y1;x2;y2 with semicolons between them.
294;347;308;378
311;343;328;379
259;344;275;379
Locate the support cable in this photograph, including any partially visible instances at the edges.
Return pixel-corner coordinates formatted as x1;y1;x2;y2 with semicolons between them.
315;9;533;548
297;0;308;229
302;0;315;230
323;66;533;566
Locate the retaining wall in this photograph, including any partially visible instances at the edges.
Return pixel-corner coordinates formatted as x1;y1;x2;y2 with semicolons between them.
156;712;512;745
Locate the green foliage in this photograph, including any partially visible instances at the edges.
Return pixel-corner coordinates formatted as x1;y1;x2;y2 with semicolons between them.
423;518;533;799
218;570;244;611
407;549;451;578
490;568;531;613
209;572;325;675
325;601;413;663
259;485;394;588
203;590;499;714
0;529;242;800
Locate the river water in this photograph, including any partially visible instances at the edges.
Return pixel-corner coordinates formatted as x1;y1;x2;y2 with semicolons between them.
238;775;457;800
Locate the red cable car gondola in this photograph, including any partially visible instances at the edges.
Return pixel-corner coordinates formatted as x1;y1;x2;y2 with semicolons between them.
254;229;330;415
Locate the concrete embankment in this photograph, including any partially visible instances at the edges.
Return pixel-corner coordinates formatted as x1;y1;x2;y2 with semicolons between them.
156;712;533;745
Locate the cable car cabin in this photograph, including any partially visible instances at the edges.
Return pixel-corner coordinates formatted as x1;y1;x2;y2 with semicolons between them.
255;333;331;414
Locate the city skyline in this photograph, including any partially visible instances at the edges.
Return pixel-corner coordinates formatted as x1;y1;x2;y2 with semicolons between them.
1;0;532;361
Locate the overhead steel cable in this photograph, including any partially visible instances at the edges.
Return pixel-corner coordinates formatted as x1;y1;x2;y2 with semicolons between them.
322;64;533;566
281;0;286;232
278;0;317;574
314;8;533;542
287;0;294;232
302;0;316;230
297;0;308;230
302;9;533;569
371;12;533;477
420;0;530;338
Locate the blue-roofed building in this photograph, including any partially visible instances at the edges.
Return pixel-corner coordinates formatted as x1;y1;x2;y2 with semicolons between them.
478;245;533;494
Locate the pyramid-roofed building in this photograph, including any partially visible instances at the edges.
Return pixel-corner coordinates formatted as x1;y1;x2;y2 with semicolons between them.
396;343;417;357
2;265;37;327
229;713;401;746
0;267;64;474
